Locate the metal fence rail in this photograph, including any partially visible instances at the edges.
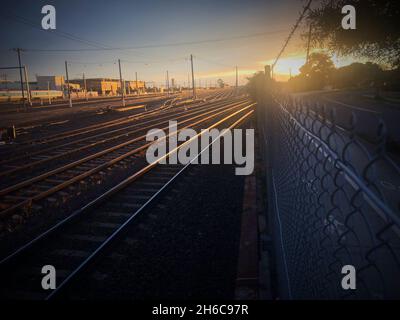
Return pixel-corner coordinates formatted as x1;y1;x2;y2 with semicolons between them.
262;95;400;299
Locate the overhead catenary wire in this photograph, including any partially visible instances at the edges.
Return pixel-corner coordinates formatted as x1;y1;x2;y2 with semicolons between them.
195;56;236;68
17;29;290;52
1;12;149;59
271;0;312;69
0;9;301;86
1;12;111;50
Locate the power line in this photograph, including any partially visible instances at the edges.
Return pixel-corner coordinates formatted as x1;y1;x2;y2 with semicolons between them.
195;56;235;68
21;29;290;52
66;60;116;65
1;12;148;59
272;0;312;69
120;57;187;65
1;12;111;50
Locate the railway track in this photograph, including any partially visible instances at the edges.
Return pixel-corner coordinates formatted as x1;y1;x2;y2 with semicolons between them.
0;97;251;227
2;95;186;155
1;90;228;157
0;97;244;181
0;101;255;300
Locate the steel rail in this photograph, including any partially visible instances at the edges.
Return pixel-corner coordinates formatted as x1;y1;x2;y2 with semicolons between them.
0;99;248;195
0;98;247;177
1;93;229;163
0;104;254;271
23;89;225;146
0;101;252;218
0;97;180;162
10;97;172;146
46;107;254;299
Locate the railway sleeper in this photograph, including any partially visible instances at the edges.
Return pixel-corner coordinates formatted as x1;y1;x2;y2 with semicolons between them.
62;234;108;243
30;155;50;161
84;221;121;230
45;178;66;184
145;176;173;182
3;195;29;201
104;202;143;210
76;165;98;171
137;181;165;187
64;169;90;175
35;184;58;190
113;194;152;201
51;248;90;259
101;211;132;218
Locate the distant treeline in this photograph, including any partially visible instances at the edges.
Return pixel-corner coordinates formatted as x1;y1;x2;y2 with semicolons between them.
285;53;400;92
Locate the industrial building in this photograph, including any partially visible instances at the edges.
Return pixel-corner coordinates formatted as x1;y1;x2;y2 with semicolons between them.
70;78;117;95
70;78;146;95
125;80;145;94
36;75;65;91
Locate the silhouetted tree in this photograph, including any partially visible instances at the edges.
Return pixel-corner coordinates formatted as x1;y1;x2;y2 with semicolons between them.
331;62;382;88
288;52;335;91
300;52;335;85
305;0;400;67
217;78;225;88
246;72;266;100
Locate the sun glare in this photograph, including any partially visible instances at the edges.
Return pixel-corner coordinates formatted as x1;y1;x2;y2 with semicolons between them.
260;51;361;81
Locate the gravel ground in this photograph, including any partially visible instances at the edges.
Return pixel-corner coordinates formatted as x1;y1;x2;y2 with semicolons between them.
63;163;245;300
0;95;169;128
0;99;166;142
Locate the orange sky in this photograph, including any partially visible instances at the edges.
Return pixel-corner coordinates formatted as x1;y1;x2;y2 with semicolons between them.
261;51;362;81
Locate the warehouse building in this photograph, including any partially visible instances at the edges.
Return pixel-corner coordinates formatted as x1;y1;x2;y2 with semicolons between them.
125;80;145;94
70;78;120;95
36;75;65;90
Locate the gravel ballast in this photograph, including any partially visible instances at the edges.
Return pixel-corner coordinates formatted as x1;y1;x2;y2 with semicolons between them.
65;163;245;300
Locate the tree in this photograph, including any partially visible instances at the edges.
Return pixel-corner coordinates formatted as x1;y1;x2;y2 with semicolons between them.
305;0;400;67
300;52;334;82
217;78;225;88
246;72;266;100
331;62;382;88
288;52;335;91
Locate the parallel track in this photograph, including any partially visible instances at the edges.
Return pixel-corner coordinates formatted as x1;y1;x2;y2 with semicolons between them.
0;102;255;300
0;97;245;180
0;98;250;220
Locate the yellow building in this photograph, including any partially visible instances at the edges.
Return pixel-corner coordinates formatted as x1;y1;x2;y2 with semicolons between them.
125;80;146;93
71;78;146;95
71;78;120;95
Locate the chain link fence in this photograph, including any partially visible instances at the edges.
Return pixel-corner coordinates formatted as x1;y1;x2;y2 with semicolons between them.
259;90;400;299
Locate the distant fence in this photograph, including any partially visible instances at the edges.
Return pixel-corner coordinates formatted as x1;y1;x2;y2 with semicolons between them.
0;90;63;102
258;82;400;299
0;90;99;103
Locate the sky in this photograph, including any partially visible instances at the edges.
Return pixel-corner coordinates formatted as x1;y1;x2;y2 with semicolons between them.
0;0;355;86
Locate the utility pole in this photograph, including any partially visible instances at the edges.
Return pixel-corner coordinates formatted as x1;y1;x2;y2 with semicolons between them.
23;65;32;107
14;48;26;110
187;73;190;96
65;61;72;108
83;72;88;101
118;59;125;106
306;24;312;64
166;70;170;97
135;71;138;94
2;74;8;89
235;66;238;91
135;71;139;94
190;54;195;98
47;81;51;105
